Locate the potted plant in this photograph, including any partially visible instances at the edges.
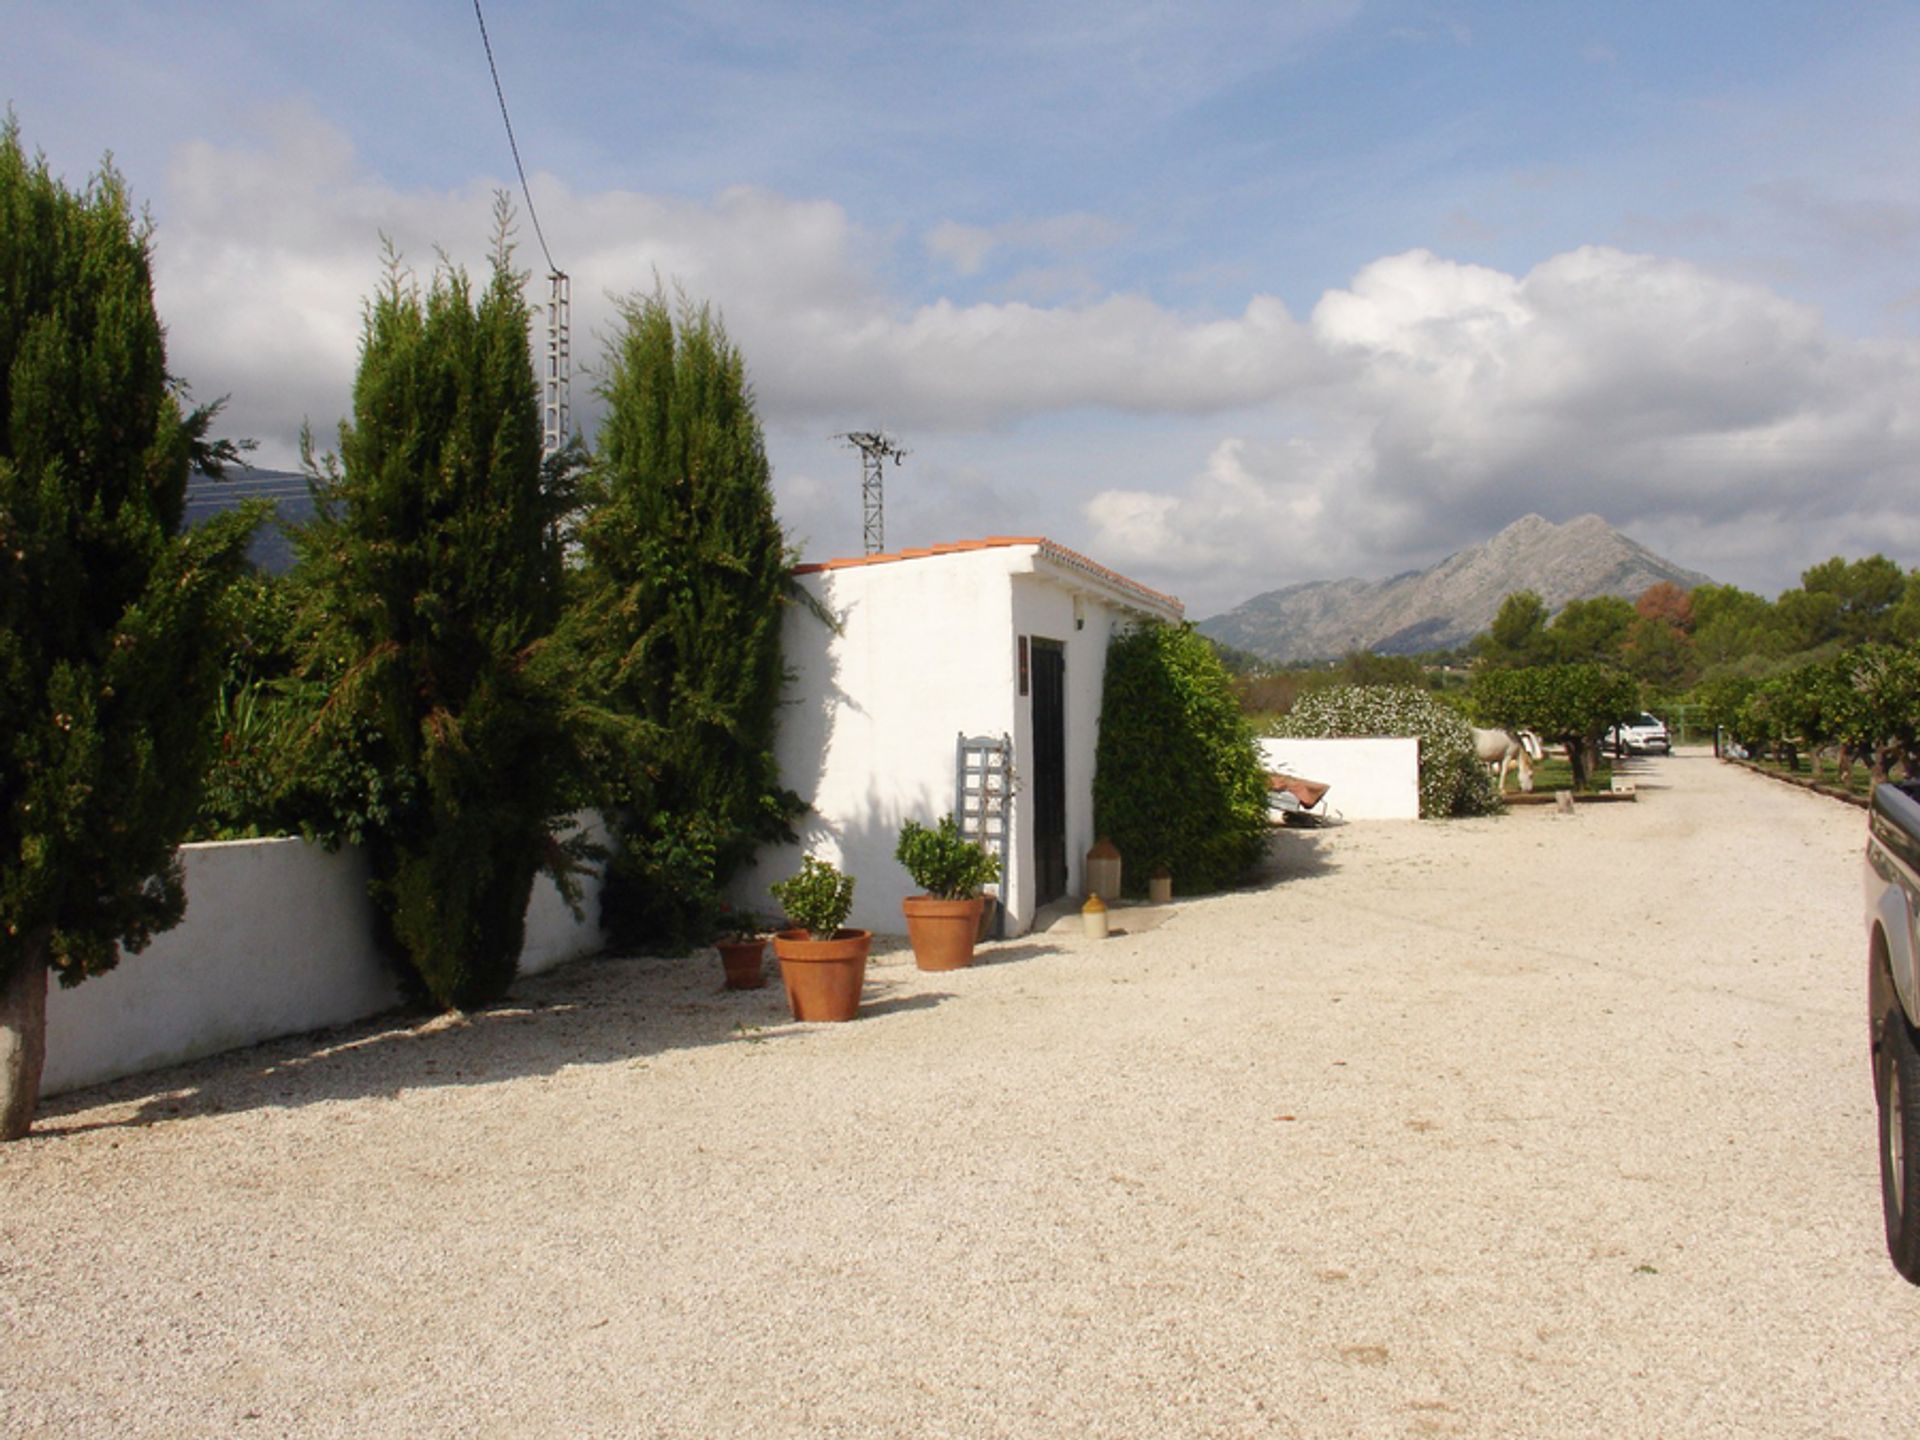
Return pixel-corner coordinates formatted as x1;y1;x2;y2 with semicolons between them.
896;814;1001;971
769;856;869;1021
712;904;769;990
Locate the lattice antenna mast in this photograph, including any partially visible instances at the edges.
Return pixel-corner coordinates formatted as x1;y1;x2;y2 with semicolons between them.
474;0;569;461
839;430;908;554
543;272;571;458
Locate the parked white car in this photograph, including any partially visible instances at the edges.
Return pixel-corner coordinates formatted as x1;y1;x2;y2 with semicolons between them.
1606;713;1670;754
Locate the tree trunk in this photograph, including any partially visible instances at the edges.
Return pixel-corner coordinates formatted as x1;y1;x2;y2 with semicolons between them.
0;931;51;1141
1566;739;1589;791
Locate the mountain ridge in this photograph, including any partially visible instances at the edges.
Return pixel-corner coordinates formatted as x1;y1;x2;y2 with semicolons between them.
1197;514;1713;663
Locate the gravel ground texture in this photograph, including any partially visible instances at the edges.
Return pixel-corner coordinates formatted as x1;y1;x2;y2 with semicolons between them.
3;748;1914;1438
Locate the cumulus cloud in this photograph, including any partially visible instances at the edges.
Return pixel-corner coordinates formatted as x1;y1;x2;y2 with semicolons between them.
154;108;1317;463
1088;246;1920;609
149;109;1920;613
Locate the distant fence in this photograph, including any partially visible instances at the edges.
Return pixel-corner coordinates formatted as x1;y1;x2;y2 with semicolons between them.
42;818;608;1098
1258;737;1421;820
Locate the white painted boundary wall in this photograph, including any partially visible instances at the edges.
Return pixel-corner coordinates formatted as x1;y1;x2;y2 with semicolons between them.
42;821;608;1098
1258;737;1421;820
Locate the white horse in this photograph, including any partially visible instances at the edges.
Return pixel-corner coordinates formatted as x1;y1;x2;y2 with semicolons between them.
1471;726;1544;793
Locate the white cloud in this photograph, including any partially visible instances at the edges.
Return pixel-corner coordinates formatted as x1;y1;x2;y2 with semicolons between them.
153;110;1318;462
1087;246;1920;609
149;110;1920;614
923;212;1130;279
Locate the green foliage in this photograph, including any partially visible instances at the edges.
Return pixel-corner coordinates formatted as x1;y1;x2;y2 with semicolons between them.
1548;596;1636;665
1094;622;1270;894
1621;612;1698;694
1274;685;1499;818
1331;649;1428;688
1799;555;1906;645
1469;663;1638;789
192;571;301;840
1731;645;1920;780
0;119;256;997
284;212;574;1009
895;814;1000;899
1474;591;1552;669
566;287;799;952
770;856;855;940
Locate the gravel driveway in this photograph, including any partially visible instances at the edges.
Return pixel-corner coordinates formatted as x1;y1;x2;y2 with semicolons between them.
3;749;1911;1437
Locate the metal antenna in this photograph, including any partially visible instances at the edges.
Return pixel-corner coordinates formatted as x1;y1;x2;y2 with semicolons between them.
544;271;571;458
474;0;569;460
838;431;908;555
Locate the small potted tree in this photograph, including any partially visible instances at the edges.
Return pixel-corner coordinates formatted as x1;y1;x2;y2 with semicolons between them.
769;856;869;1021
712;903;769;990
896;814;1001;971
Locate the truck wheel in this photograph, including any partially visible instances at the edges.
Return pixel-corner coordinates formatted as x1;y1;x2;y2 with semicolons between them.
1878;1003;1920;1283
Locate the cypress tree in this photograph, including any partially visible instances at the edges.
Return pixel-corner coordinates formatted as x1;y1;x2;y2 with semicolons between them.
292;206;572;1008
572;290;798;949
0;121;255;1138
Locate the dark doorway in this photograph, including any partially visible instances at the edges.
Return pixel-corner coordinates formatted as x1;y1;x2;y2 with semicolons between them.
1029;638;1068;906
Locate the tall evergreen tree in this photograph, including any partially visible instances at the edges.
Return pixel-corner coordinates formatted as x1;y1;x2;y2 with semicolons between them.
290;209;573;1008
0;121;255;1138
570;289;798;949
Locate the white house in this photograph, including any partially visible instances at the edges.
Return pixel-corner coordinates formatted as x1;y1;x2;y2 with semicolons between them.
732;537;1184;937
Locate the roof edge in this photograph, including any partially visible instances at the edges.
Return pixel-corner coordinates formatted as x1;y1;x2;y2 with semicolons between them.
793;536;1182;618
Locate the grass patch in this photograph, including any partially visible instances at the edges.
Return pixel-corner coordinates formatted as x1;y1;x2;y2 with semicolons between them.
1739;755;1877;798
1522;755;1614;793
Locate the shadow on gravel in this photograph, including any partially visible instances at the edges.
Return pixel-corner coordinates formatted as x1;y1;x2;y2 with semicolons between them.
969;941;1063;967
1244;828;1340;888
32;943;953;1137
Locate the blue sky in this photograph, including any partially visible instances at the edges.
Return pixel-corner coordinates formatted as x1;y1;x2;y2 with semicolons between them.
8;1;1920;614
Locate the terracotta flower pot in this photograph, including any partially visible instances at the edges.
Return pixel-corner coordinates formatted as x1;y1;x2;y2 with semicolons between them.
901;895;984;971
715;938;767;990
772;929;872;1021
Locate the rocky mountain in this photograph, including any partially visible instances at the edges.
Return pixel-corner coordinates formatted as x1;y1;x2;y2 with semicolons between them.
1197;514;1714;664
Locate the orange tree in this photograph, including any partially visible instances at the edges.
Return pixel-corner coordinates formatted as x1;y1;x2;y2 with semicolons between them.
1470;663;1638;789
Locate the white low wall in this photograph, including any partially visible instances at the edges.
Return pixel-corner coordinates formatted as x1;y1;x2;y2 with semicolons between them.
1258;736;1422;821
42;822;608;1099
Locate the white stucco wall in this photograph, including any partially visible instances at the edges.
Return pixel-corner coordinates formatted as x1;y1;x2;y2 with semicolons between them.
1258;736;1422;820
42;825;608;1098
734;549;1021;935
734;543;1178;937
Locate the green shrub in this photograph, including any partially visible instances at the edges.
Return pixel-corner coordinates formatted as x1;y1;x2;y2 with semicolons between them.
1275;685;1498;818
283;213;576;1010
771;856;855;940
0;121;259;1137
896;814;1001;899
568;289;799;952
1093;623;1271;895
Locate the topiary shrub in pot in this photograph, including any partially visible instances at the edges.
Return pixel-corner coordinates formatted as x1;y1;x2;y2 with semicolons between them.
896;814;1001;971
769;856;868;1020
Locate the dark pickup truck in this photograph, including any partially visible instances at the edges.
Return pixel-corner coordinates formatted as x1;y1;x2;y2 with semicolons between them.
1868;780;1920;1281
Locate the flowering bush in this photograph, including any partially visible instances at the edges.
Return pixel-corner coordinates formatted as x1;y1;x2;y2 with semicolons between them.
1272;685;1499;818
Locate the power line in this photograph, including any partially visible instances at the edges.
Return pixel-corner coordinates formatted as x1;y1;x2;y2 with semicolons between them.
471;0;571;457
472;0;557;276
